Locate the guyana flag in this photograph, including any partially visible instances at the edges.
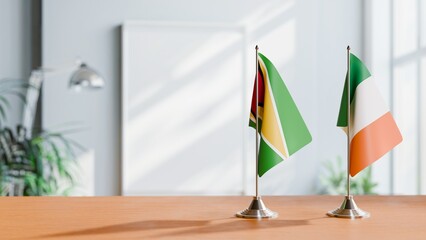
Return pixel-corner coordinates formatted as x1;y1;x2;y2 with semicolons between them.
249;53;312;177
337;53;403;176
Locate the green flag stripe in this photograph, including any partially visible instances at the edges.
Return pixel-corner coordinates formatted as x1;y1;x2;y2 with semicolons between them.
249;119;256;128
336;53;372;127
258;53;312;155
249;118;262;132
258;138;283;177
348;53;371;100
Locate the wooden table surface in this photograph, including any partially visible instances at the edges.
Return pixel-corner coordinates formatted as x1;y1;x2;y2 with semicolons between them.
1;196;425;239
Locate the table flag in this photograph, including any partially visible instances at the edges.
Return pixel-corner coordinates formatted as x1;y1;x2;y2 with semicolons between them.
249;53;311;177
336;53;403;177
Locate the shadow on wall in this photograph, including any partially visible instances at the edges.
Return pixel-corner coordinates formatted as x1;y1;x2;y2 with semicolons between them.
122;0;307;196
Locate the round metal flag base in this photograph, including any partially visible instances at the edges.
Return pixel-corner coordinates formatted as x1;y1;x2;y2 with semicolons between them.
327;195;370;219
236;196;278;219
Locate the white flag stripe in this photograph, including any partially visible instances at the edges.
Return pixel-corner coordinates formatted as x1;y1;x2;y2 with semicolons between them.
350;76;389;139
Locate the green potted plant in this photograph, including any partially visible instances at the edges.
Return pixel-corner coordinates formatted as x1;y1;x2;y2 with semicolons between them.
0;79;81;196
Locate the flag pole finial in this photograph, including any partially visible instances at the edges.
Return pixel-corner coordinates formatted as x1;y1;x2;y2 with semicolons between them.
347;45;351;51
255;45;259;50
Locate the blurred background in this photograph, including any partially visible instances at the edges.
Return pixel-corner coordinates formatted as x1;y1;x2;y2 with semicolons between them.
0;0;424;196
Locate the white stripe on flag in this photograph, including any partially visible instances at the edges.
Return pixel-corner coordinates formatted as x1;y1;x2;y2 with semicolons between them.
350;76;389;139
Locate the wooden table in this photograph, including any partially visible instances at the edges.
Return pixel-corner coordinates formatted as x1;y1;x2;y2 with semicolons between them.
1;196;425;239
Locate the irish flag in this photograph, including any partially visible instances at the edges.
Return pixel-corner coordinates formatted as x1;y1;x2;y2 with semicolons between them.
249;53;312;177
337;53;403;177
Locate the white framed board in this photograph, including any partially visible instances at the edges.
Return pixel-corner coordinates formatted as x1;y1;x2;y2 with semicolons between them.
121;21;249;195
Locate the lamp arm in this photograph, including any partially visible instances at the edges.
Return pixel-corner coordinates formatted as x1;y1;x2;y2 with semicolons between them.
22;59;82;136
21;71;43;137
36;59;82;77
21;59;104;136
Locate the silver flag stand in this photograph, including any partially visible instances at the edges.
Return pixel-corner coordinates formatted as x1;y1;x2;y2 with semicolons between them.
326;46;369;219
327;195;369;219
236;196;277;219
236;45;277;219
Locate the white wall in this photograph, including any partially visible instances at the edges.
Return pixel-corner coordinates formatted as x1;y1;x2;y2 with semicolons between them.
42;0;363;195
364;0;393;194
0;0;32;127
365;0;426;195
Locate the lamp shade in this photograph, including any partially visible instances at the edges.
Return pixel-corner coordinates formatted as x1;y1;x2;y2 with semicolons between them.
69;63;104;90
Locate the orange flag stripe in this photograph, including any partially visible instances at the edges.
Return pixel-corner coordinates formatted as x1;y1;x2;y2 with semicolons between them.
350;112;403;176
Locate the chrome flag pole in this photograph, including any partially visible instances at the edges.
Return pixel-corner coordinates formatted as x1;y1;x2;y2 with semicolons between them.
256;44;260;199
236;45;277;219
327;46;370;219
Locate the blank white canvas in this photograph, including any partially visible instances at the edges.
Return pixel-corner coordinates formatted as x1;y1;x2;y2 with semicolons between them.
121;22;247;195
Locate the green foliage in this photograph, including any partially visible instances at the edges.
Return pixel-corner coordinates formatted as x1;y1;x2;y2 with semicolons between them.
0;78;82;196
318;156;378;195
0;125;82;196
